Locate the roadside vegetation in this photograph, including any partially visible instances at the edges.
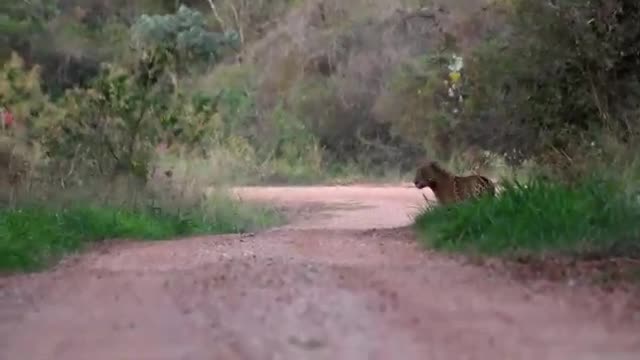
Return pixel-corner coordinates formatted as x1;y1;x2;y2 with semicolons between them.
1;0;639;277
415;178;640;258
0;199;280;272
413;0;640;281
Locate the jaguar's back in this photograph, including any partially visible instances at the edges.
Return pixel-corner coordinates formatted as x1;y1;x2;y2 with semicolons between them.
413;161;495;205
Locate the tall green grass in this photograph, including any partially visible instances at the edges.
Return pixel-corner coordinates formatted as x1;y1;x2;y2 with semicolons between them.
0;196;282;272
414;177;640;258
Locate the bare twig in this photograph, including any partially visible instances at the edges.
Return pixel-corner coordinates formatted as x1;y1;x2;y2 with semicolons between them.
585;66;609;125
205;0;226;30
227;1;244;45
422;193;438;210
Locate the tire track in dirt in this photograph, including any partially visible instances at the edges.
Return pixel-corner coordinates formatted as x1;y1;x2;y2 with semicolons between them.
0;184;638;360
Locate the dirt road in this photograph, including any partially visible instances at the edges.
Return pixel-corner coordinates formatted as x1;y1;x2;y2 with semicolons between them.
1;185;639;360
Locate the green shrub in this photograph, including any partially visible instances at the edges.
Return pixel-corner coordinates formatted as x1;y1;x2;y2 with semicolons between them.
131;5;239;74
35;61;221;184
0;53;53;130
414;177;640;259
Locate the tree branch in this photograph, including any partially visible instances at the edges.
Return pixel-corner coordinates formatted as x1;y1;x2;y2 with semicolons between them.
205;0;226;30
227;0;244;45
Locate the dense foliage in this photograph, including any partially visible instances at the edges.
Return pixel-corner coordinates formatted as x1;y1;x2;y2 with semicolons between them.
4;1;639;179
131;5;240;73
458;0;640;171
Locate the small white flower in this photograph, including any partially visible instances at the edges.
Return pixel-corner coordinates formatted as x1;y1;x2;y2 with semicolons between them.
448;54;464;72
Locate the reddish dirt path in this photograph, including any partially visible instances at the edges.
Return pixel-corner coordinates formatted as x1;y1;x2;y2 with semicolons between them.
1;185;639;360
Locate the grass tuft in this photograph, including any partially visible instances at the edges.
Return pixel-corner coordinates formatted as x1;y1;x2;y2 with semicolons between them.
414;177;640;259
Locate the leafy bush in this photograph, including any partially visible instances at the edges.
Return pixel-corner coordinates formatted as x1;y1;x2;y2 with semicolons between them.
35;58;221;184
131;5;239;73
0;53;52;131
414;177;640;259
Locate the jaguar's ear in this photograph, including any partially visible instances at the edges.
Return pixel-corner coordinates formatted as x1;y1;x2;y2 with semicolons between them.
429;161;443;171
428;161;452;177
